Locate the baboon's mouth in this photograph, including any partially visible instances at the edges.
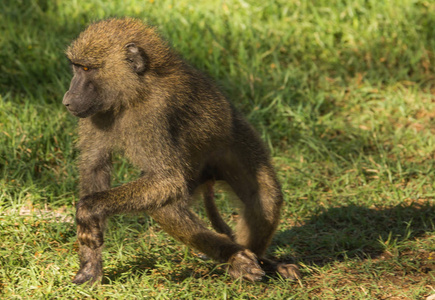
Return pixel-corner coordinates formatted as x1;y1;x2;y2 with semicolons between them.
67;106;95;118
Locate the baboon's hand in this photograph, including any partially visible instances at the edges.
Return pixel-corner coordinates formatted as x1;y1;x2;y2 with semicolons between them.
227;249;265;282
72;262;102;285
276;263;301;280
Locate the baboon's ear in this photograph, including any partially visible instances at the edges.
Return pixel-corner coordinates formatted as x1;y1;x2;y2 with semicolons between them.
125;43;147;75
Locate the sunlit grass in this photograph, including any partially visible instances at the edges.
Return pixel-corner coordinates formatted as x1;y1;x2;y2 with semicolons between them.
0;0;434;298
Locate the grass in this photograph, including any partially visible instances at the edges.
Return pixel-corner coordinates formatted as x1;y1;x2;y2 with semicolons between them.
1;0;434;298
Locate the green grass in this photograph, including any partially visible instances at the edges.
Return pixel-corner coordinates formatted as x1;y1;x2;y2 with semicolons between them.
1;0;434;298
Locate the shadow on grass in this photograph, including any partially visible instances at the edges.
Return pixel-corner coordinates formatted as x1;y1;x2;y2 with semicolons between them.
103;254;225;283
103;255;157;284
274;202;435;267
102;202;434;283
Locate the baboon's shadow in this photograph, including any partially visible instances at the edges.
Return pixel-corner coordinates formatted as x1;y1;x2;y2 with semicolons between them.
273;202;435;267
104;251;224;283
105;202;434;282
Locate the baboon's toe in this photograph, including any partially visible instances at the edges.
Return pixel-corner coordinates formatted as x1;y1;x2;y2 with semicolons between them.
276;263;301;280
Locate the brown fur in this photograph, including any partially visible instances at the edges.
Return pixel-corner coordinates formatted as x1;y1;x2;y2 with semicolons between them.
63;18;299;285
203;181;235;240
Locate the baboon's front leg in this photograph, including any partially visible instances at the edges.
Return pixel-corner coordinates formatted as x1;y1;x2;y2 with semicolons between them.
78;147;112;198
73;148;111;285
72;175;189;285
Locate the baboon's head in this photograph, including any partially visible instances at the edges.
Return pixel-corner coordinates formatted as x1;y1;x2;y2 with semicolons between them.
63;18;176;118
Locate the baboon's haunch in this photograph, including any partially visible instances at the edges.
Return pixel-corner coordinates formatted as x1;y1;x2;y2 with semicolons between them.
63;18;299;285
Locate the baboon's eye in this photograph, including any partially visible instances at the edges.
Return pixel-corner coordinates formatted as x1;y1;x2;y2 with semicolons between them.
83;66;90;71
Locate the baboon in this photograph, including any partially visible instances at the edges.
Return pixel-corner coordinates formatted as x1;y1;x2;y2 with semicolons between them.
63;18;300;285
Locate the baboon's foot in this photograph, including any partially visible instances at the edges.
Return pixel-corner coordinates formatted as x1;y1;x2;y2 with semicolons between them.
227;249;265;282
259;257;301;280
276;263;301;280
72;263;102;285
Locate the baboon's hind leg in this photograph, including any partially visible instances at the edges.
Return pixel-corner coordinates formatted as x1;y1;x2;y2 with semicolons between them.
223;161;301;280
149;203;265;282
